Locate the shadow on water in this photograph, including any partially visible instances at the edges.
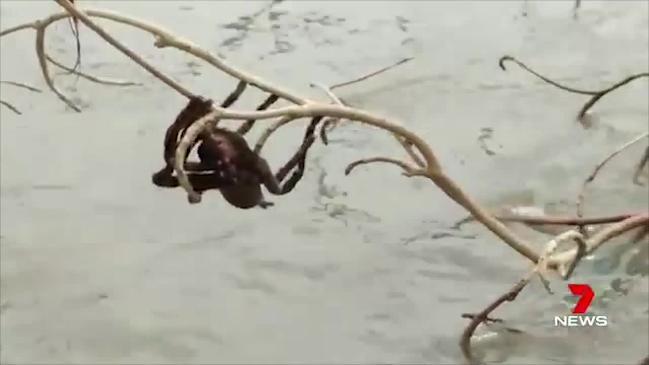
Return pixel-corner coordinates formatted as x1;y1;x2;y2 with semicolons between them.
1;1;648;364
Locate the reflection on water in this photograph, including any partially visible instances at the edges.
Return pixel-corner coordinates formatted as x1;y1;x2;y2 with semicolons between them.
1;1;648;364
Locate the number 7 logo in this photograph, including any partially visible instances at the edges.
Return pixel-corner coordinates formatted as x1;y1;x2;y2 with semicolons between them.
568;284;595;314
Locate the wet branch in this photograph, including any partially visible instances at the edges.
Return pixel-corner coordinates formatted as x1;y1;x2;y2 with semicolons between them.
459;233;566;365
499;55;648;122
0;80;43;114
0;100;22;115
633;147;649;186
460;276;530;365
576;132;649;220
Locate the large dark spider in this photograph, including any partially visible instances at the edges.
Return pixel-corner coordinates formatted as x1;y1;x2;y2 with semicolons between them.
151;81;322;209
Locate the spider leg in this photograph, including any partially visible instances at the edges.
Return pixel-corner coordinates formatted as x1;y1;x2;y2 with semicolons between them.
152;159;216;187
220;81;247;108
303;115;322;141
236;93;280;135
277;135;315;194
152;166;179;187
153;166;232;193
258;200;275;209
274;116;322;182
154;97;212;189
163;97;213;166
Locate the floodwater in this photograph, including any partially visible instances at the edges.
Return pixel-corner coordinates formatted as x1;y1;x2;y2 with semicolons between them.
1;1;648;364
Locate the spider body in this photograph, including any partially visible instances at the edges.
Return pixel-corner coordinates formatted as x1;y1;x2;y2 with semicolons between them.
196;126;279;209
152;95;317;209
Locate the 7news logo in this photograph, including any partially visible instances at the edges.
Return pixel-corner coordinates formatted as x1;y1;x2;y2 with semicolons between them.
554;284;608;327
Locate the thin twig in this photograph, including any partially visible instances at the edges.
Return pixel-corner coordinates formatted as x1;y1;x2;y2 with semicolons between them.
35;25;81;111
549;214;649;269
499;55;649;121
309;82;344;145
454;212;639;230
66;0;82;76
633;147;649;186
311;82;344;105
0;81;42;93
344;157;422;177
330;57;414;90
461;314;524;333
0;22;35;37
460;313;503;323
577;132;649;219
54;0;193;99
0;100;22;115
577;73;649;120
500;55;599;95
47;55;141;86
496;213;637;226
310;81;364;156
460;275;532;365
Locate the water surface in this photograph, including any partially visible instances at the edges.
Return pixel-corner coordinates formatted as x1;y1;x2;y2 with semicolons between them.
1;1;648;364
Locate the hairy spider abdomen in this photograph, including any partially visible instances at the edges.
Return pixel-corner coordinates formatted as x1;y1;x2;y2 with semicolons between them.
219;183;263;209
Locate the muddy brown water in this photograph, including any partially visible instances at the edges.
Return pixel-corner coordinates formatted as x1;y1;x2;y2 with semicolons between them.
1;1;648;364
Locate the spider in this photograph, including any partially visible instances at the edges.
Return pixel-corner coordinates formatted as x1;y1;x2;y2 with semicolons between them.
152;82;322;209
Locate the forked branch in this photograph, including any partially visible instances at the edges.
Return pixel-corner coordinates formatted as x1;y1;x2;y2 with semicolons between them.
576;132;649;220
500;55;648;121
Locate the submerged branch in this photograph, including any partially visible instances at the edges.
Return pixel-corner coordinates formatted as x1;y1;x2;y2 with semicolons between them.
500;55;649;121
577;132;649;219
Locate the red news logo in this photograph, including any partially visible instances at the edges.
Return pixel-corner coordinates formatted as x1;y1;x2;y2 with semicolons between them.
568;283;595;314
554;283;608;327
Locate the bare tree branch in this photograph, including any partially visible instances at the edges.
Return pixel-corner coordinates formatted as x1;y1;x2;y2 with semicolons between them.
0;81;42;93
500;55;648;121
577;132;649;219
549;214;649;269
0;100;22;115
330;57;414;90
344;157;423;177
47;55;141;86
633;147;649;186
